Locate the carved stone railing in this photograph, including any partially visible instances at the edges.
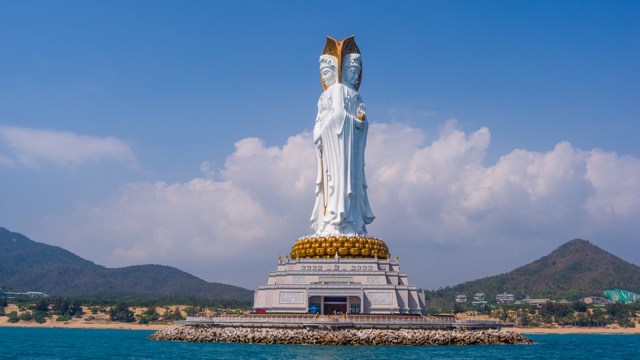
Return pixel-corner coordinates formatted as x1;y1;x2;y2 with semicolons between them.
181;315;502;330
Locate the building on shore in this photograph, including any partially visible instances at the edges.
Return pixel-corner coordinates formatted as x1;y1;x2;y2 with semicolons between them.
580;296;612;305
471;293;487;308
455;295;467;303
603;289;640;304
523;298;550;307
1;291;49;299
495;292;515;304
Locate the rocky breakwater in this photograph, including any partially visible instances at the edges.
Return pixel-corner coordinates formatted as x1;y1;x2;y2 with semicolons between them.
151;325;533;346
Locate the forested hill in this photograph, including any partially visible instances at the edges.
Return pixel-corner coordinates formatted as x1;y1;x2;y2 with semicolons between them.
429;239;640;305
0;227;253;302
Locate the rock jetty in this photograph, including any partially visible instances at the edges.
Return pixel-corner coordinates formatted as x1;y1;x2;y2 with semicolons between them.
151;325;533;346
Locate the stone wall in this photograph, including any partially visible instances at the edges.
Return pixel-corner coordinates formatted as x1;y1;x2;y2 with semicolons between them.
151;325;533;346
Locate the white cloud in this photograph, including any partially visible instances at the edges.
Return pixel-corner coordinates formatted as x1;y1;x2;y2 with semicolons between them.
71;179;284;262
199;161;216;178
0;125;137;168
43;134;318;283
585;150;640;217
43;121;640;289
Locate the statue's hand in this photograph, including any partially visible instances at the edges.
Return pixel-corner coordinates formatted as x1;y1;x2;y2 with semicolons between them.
356;103;366;121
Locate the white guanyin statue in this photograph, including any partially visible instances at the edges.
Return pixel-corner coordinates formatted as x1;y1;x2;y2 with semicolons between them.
310;37;375;236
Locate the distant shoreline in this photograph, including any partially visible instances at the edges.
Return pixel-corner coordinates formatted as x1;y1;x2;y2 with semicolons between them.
511;326;640;334
0;320;168;331
2;303;638;334
2;320;639;334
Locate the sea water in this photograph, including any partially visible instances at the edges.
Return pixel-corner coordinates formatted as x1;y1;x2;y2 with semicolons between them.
1;327;639;359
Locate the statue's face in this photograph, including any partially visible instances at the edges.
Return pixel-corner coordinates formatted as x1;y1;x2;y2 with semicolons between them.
320;65;337;87
342;65;360;88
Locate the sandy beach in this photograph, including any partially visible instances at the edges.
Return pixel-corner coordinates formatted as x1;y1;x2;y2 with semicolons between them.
0;319;168;331
511;326;640;334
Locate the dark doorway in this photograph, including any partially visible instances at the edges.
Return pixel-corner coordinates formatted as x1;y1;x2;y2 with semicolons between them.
324;304;347;315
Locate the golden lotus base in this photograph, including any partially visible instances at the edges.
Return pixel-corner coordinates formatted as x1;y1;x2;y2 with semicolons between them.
291;236;389;259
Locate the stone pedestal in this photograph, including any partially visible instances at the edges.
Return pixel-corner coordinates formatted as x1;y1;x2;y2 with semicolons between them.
254;257;425;315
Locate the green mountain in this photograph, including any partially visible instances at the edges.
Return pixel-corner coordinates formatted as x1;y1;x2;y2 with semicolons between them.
428;239;640;306
0;227;253;302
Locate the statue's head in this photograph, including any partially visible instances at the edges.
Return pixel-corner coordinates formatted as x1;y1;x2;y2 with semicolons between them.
319;55;338;90
321;35;363;90
342;53;362;89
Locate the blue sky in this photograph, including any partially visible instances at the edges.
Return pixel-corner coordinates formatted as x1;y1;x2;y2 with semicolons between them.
1;1;638;290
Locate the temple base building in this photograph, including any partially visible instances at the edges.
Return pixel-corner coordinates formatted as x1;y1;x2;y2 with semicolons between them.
254;237;425;315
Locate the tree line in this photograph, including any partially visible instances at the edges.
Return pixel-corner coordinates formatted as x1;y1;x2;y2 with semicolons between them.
492;301;639;328
0;297;248;325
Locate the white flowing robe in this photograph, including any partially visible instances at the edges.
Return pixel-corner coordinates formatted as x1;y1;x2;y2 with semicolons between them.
310;83;375;236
